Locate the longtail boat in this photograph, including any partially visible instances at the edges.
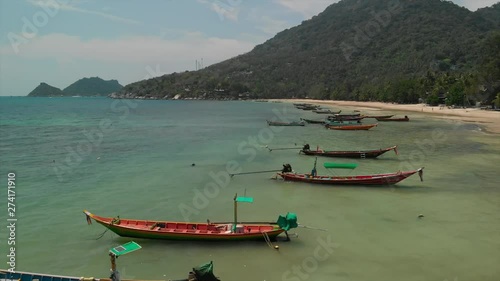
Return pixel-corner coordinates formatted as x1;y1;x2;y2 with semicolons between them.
327;115;364;121
276;161;424;186
330;113;361;117
267;120;305;126
313;109;341;114
325;120;362;126
84;195;298;242
376;116;410;122
0;242;222;281
300;144;398;158
295;104;320;110
300;118;326;124
364;115;394;119
325;123;377;130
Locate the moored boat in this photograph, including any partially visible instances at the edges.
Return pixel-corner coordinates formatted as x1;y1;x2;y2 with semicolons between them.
376;116;410;121
325;123;377;130
364;115;394;119
327;115;364;121
276;162;424;186
300;144;398;158
84;195;298;242
300;118;326;124
0;242;222;281
313;109;341;114
294;104;320;110
267;120;305;126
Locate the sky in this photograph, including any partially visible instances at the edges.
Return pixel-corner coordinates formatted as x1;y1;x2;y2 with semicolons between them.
0;0;498;96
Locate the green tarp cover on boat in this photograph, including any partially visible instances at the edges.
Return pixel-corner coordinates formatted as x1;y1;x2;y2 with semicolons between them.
192;261;220;281
277;212;298;231
235;196;254;203
109;241;141;257
323;162;358;169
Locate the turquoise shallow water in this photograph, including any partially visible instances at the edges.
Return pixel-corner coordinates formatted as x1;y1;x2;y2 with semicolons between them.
1;97;499;281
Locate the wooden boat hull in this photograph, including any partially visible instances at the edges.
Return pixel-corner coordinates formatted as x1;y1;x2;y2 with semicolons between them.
375;117;409;121
327;116;364;121
300;145;397;158
278;168;423;186
313;110;341;114
326;124;377;130
84;211;286;241
300;118;325;124
267;120;305;126
1;270;85;281
364;115;394;119
1;264;216;281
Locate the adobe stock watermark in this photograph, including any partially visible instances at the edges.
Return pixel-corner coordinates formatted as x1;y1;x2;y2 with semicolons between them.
340;0;403;62
178;105;293;221
53;64;167;182
282;235;339;281
8;0;74;54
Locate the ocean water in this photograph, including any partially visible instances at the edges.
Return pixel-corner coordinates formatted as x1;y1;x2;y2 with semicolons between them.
0;97;499;281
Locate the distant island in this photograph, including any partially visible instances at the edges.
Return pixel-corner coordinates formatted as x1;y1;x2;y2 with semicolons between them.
27;77;123;97
28;82;64;97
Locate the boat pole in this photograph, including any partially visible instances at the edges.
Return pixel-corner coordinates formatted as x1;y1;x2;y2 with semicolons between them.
233;193;237;232
109;253;120;281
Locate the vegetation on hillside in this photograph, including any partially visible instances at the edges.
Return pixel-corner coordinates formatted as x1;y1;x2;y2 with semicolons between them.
63;77;122;96
115;0;500;106
27;83;64;97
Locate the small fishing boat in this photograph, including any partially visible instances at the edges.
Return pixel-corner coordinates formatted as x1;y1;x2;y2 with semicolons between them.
267;120;305;126
300;144;398;158
84;195;298;242
294;104;320;110
325;123;377;130
327;115;364;121
325;120;362;126
330;113;361;117
276;161;424;186
1;242;222;281
300;118;326;124
313;109;341;114
376;116;410;122
364;115;394;119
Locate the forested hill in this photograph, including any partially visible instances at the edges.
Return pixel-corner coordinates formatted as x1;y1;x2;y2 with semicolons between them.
115;0;500;105
63;77;123;96
476;3;500;28
27;83;64;97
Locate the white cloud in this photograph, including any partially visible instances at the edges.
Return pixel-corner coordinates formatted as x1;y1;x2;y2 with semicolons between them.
257;16;290;34
1;32;256;64
247;9;290;35
0;32;258;94
273;0;338;18
28;0;141;24
197;0;242;22
458;0;499;11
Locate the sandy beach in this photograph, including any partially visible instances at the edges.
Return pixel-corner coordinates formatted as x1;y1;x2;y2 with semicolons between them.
275;99;500;134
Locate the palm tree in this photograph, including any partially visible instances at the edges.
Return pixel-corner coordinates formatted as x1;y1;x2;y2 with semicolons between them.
493;93;500;109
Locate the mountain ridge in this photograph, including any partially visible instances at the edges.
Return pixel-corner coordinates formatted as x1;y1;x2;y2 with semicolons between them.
27;82;64;97
114;0;500;105
27;77;123;97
